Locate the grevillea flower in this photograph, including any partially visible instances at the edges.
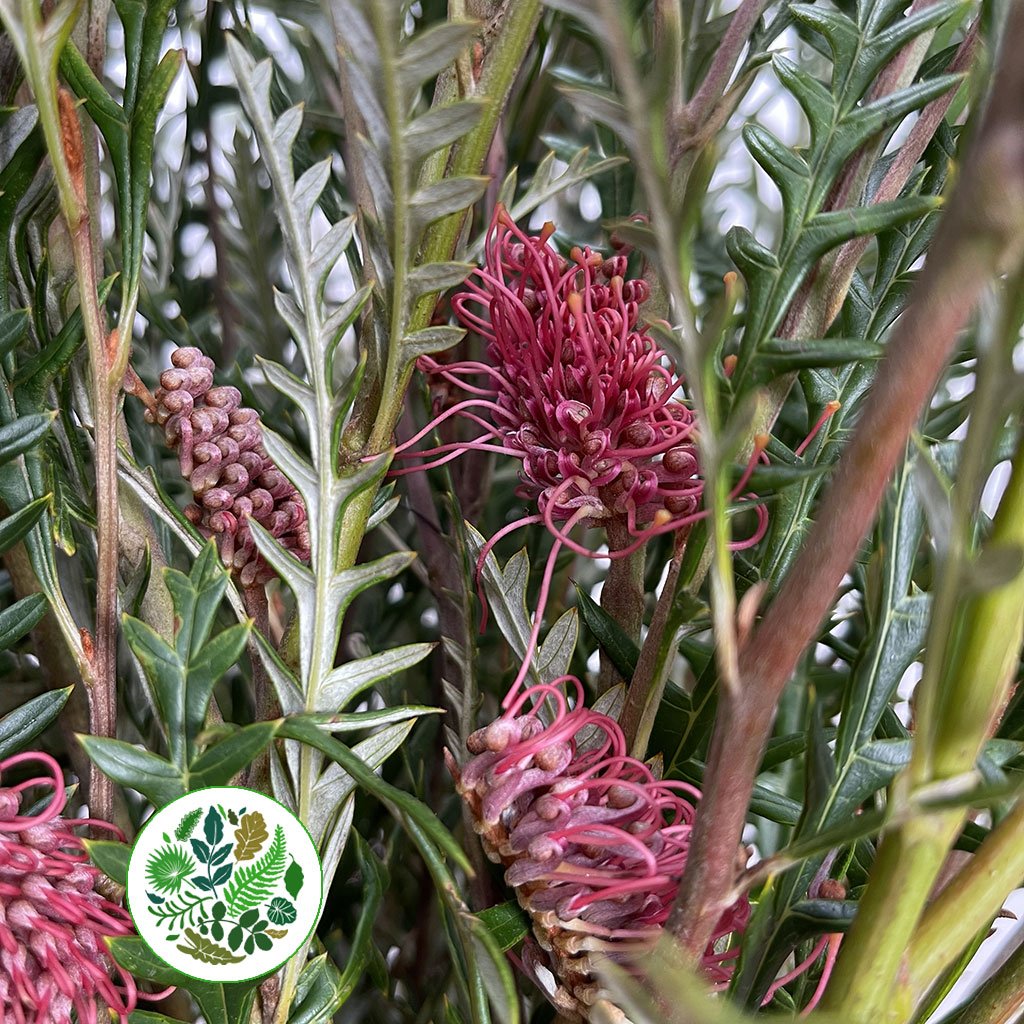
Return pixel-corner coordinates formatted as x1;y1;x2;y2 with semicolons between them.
142;347;311;586
0;751;143;1023
395;206;766;683
450;677;750;1021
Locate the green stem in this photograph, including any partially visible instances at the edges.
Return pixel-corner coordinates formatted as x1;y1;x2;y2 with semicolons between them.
947;929;1024;1024
334;0;542;575
904;797;1024;1016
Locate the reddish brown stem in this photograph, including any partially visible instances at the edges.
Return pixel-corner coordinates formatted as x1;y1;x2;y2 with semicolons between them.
669;7;1024;957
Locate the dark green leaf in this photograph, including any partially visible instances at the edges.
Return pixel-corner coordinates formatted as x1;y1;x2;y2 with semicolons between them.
476;902;530;953
188;722;280;790
84;839;131;886
0;593;47;650
573;582;640;680
78;735;185;807
0;413;54;465
0;495;50;556
0;686;72;759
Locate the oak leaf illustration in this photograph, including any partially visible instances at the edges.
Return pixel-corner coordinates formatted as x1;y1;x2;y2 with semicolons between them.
233;811;269;861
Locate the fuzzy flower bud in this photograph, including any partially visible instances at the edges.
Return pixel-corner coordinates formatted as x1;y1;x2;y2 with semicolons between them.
144;347;311;586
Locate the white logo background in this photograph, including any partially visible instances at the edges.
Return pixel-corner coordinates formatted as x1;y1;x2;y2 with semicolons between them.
127;787;323;982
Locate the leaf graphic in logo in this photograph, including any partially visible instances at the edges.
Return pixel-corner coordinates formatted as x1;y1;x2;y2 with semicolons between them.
223;826;286;915
145;844;196;895
176;928;245;964
204;806;224;846
233;811;268;861
284;858;304;899
174;808;203;841
265;928;288;939
267;897;296;926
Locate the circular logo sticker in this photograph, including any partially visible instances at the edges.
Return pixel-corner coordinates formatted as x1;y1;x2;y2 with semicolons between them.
126;787;323;982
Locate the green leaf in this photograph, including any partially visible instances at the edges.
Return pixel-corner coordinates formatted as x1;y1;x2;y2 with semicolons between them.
0;686;71;759
409;176;490;235
0;593;46;650
285;859;304;900
318;642;435;712
406;100;486;163
0;309;29;360
84;839;131;886
476;902;530;953
0;413;54;465
188;722;280;790
125;542;249;769
398;21;477;88
407;261;474;298
573;582;640;680
0;495;49;556
223;825;287;916
109;936;261;1024
78;735;185;807
756;338;885;370
288;952;349;1024
279;717;471;874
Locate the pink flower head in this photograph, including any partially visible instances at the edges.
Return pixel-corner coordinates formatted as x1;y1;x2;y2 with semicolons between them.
395;208;768;689
451;676;750;1020
401;206;713;558
0;752;141;1024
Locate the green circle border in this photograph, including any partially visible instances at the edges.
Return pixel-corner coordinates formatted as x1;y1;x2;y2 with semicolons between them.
125;785;324;984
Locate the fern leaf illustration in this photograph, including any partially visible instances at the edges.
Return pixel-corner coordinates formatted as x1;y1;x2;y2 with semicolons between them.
223;825;286;915
175;808;203;841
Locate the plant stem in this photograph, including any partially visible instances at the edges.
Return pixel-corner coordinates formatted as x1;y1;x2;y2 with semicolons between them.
669;0;1024;961
948;928;1024;1024
598;519;646;692
620;534;686;755
15;0;127;824
904;797;1024;1015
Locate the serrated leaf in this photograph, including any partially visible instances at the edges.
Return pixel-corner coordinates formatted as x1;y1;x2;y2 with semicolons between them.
223;825;286;916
